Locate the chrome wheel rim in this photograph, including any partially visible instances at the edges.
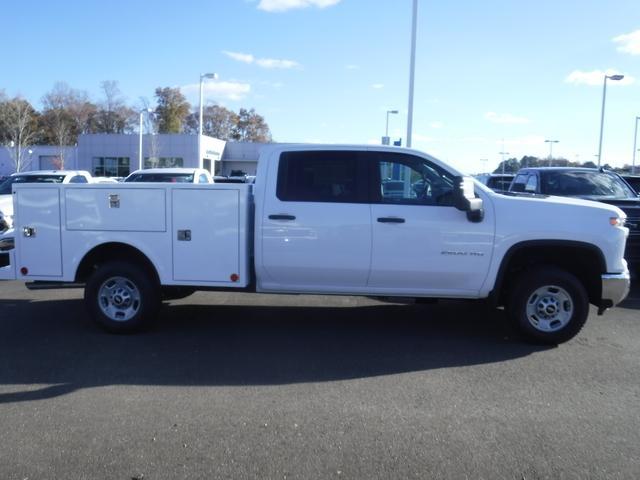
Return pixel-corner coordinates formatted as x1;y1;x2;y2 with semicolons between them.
525;285;573;332
98;276;141;322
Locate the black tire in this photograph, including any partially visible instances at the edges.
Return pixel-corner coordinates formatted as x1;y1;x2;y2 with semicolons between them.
507;266;589;344
84;261;160;333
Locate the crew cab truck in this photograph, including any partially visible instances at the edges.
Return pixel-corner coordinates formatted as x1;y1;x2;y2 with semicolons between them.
0;145;631;344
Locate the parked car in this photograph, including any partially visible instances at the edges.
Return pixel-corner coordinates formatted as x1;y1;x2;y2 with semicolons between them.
124;168;213;184
508;167;640;270
485;174;516;193
621;174;640;195
0;170;93;231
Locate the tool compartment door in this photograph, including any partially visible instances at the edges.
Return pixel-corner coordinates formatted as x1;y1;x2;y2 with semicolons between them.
15;186;62;277
172;188;241;284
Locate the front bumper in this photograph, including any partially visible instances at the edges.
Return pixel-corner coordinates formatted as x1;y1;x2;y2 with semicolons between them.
599;270;631;313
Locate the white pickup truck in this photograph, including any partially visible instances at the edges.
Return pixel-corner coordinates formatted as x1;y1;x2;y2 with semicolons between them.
0;145;631;344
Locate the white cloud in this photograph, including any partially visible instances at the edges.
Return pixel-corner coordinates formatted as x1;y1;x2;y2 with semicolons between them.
565;69;635;86
345;64;359;70
182;81;251;101
613;30;640;55
223;51;254;64
371;83;384;89
222;50;300;69
429;121;444;129
257;0;341;12
256;58;300;69
484;111;530;125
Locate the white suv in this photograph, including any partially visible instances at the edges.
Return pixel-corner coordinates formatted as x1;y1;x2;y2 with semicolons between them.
0;170;93;231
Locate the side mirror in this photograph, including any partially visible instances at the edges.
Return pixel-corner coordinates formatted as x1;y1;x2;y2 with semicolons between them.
454;176;484;223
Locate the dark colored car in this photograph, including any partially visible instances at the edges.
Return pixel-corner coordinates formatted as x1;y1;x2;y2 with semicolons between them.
485;174;515;193
621;174;640;195
508;167;640;270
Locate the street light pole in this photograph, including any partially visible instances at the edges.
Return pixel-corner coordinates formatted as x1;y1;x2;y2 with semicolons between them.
199;73;218;172
385;110;399;142
545;139;559;167
632;116;640;175
597;74;624;166
406;0;418;148
499;150;509;176
138;108;152;171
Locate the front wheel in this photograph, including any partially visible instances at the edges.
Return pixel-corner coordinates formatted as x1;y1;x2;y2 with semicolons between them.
507;267;589;344
84;261;160;333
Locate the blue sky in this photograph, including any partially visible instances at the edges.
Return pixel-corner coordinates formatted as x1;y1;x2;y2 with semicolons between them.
1;0;639;173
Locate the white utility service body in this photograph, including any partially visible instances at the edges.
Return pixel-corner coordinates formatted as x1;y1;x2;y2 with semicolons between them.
0;144;631;344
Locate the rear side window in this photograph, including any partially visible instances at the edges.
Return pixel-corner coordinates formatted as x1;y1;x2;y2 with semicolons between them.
69;175;88;183
276;151;365;203
510;174;528;192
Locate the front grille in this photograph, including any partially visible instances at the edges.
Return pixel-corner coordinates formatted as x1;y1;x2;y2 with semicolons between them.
627;216;640;236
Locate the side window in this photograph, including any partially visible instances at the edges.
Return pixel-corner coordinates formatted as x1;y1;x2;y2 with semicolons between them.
371;152;455;206
525;175;538;192
510;174;528;192
199;174;209;184
69;175;88;184
276;151;364;203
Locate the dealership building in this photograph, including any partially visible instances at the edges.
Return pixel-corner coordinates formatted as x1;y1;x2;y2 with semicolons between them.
0;134;264;178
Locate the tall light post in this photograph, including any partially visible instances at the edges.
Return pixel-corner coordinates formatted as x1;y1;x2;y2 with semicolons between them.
138;108;152;171
597;73;624;166
499;150;509;176
406;0;418;148
199;72;218;171
632;116;640;174
545;139;559;167
383;110;399;145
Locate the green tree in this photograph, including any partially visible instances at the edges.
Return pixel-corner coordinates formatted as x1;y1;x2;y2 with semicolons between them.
493;157;520;174
185;105;239;140
232;108;272;142
154;87;190;133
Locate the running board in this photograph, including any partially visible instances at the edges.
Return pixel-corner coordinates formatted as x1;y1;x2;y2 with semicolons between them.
25;281;85;290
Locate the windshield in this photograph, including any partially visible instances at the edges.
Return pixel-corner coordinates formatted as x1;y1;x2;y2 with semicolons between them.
0;175;67;195
540;171;637;199
125;173;194;183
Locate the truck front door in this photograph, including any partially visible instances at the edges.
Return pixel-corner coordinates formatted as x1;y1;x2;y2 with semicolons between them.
366;151;495;296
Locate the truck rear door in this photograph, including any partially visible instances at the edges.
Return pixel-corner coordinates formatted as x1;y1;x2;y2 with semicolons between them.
257;150;371;292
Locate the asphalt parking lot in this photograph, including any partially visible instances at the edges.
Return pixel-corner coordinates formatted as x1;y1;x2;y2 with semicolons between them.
0;280;639;479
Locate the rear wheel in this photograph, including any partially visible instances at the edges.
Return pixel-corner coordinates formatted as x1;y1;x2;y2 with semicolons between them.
84;261;160;333
508;266;589;344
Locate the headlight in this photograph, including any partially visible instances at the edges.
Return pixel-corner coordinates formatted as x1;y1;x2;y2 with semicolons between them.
0;236;14;251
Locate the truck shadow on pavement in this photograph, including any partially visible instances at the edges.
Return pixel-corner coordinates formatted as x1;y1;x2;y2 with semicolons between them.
0;296;555;403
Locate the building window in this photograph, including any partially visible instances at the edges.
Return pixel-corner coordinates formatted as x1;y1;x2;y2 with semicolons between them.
144;157;184;168
92;157;130;177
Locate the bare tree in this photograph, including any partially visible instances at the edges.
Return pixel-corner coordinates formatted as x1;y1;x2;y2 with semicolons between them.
0;96;40;172
41;82;79;168
93;81;135;133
